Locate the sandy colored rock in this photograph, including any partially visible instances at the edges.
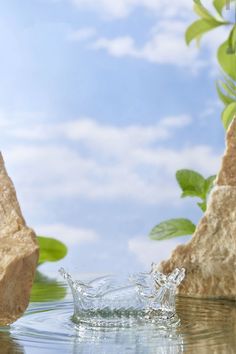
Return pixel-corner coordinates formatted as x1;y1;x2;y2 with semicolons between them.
158;117;236;299
0;153;39;324
216;117;236;186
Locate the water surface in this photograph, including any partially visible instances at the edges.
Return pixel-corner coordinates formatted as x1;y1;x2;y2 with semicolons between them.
0;271;235;353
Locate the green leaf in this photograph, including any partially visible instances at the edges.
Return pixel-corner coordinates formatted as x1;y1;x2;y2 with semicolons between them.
223;74;236;92
213;0;227;16
186;19;225;45
197;201;207;212
221;102;236;129
194;0;217;20
37;236;67;265
228;25;236;54
221;81;236;98
205;175;216;195
197;175;216;212
216;81;235;105
218;40;236;81
149;218;196;240
176;169;206;199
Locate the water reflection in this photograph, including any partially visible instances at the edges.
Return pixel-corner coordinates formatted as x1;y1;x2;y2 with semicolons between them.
0;273;235;353
73;324;184;354
0;330;25;354
30;271;67;302
176;297;236;353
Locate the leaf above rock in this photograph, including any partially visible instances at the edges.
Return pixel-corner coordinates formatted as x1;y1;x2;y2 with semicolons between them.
176;169;206;199
222;102;236;129
149;218;196;240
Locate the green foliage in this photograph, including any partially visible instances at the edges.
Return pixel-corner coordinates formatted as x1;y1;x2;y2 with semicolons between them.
216;82;235;105
194;0;215;20
149;218;196;241
149;170;215;241
176;169;216;212
37;236;67;265
186;1;236;131
216;75;236;106
176;169;205;199
218;39;236;82
186;19;223;45
149;0;235;243
213;0;227;16
228;25;236;54
222;101;236;128
185;0;228;45
217;27;236;128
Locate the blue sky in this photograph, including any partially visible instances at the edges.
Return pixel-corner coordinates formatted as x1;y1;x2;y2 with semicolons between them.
0;0;231;273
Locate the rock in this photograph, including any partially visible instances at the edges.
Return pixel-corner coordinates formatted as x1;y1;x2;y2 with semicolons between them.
216;117;236;186
158;117;236;299
0;153;39;324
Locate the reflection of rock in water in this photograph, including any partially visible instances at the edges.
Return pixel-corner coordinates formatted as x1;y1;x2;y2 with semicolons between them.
176;297;236;353
72;324;184;354
0;331;25;354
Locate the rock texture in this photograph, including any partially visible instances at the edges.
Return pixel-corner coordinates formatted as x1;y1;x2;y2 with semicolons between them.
158;117;236;299
0;153;39;324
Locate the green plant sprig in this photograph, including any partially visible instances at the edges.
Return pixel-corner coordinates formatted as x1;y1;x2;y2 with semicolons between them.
37;236;67;266
149;170;216;241
186;0;236;129
149;1;236;244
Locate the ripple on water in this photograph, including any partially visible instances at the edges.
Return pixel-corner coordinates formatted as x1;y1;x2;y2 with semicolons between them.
1;282;236;354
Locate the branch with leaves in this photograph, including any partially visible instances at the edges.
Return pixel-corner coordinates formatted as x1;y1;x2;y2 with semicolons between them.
186;0;236;128
149;0;235;242
149;170;215;240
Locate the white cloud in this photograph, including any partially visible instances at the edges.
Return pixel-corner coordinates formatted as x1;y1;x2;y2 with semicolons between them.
70;0;192;19
160;115;192;127
93;36;136;57
92;19;228;71
66;0;228;73
67;27;97;42
1;114;220;206
128;236;185;267
36;223;99;245
2;113;191;144
92;20;203;70
67;1;200;71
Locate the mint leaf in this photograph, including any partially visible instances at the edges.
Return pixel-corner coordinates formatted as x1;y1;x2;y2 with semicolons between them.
221;81;236;98
218;40;236;81
216;81;235;105
186;19;223;45
194;0;218;21
221;102;236;129
176;169;206;199
197;201;207;212
149;218;196;240
37;236;67;265
213;0;227;16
